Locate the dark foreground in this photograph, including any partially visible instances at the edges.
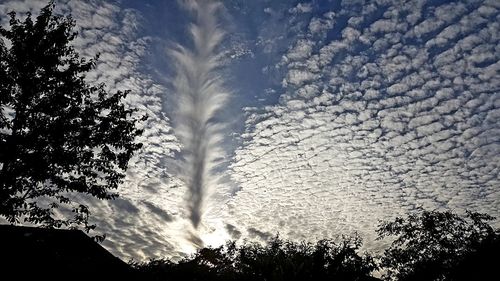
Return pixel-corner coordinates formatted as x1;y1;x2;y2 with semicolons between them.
0;225;136;280
1;210;499;281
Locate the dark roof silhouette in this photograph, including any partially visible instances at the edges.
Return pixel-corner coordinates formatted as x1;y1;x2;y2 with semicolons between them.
0;224;137;280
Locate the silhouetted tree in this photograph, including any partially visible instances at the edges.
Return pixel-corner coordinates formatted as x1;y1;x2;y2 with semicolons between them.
235;235;376;281
131;235;378;281
377;210;499;281
0;2;145;232
448;230;500;281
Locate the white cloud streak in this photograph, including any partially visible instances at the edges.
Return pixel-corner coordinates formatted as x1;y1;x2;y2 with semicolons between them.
170;0;229;233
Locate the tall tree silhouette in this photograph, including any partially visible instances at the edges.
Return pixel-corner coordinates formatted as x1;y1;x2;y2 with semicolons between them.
377;210;499;281
0;2;145;232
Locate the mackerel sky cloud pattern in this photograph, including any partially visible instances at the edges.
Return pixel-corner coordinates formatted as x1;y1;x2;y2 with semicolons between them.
226;0;499;249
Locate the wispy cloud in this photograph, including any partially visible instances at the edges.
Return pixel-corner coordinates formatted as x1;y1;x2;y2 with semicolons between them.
170;0;230;233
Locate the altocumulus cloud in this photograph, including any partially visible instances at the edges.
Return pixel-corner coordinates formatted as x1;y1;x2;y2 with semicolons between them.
225;0;499;251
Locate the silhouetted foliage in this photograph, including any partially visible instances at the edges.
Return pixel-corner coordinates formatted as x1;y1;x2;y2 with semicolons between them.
131;235;378;281
377;210;499;281
0;2;145;232
447;230;500;281
132;211;500;281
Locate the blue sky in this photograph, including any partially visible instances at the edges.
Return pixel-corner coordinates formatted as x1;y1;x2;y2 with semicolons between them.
0;0;499;261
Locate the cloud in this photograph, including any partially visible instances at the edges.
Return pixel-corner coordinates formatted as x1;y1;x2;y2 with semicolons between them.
142;201;175;222
289;3;313;15
169;0;230;231
247;227;272;241
225;223;242;240
225;0;500;253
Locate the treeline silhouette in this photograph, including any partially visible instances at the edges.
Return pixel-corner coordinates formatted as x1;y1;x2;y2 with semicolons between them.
130;210;499;281
131;235;376;281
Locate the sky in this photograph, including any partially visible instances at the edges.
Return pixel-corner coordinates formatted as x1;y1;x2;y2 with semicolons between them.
0;0;498;261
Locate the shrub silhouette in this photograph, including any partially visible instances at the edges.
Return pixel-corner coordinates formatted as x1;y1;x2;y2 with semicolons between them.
132;210;500;281
377;210;499;281
131;235;378;281
448;231;499;281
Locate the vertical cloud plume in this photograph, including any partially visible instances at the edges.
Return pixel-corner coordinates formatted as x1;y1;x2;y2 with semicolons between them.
170;0;229;229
